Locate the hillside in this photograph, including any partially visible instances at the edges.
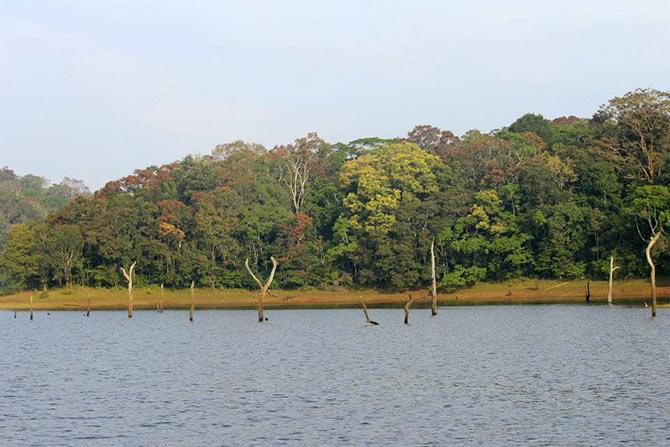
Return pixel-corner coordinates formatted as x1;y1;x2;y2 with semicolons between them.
0;167;89;243
2;89;670;298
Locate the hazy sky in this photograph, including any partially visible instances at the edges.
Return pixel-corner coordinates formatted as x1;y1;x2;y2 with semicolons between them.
1;0;669;189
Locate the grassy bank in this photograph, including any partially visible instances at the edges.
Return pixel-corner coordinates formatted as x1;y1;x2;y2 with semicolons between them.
1;278;668;311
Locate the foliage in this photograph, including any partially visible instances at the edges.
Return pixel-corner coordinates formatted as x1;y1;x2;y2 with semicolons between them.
3;89;670;294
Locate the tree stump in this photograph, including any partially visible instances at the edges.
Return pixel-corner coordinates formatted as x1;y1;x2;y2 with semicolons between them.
404;294;417;324
430;237;438;316
160;283;164;313
608;256;619;305
585;280;591;304
189;281;195;322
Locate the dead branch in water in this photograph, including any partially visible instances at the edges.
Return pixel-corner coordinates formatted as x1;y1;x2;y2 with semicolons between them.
360;298;379;325
404;294;418;324
543;281;569;291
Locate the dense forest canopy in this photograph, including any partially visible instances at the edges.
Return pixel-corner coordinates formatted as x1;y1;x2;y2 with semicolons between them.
2;88;670;294
0;168;89;246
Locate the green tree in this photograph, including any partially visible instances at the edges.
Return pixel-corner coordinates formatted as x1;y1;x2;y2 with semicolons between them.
46;224;84;288
508;113;551;141
597;88;670;184
0;223;40;291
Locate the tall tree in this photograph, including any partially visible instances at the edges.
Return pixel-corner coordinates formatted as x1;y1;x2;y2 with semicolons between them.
273;133;329;216
597;88;670;184
46;224;84;288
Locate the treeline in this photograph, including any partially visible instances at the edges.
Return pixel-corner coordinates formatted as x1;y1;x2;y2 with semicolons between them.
2;88;670;294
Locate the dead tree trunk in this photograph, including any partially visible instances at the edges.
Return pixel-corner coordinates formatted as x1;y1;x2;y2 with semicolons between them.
608;256;619;305
404;294;417;325
245;256;278;322
189;280;195;322
120;261;137;319
645;232;661;317
29;294;34;321
86;290;91;317
160;283;164;313
360;298;379;325
585;280;591;303
430;237;438;316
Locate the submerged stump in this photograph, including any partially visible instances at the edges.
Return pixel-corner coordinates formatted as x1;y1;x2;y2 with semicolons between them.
404;294;417;325
189;281;195;322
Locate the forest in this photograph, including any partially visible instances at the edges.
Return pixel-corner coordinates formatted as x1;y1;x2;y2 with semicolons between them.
2;88;670;295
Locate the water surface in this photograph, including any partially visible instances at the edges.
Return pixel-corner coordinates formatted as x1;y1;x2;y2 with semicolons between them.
1;306;669;446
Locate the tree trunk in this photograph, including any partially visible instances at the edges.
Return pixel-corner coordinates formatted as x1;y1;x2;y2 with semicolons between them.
645;232;661;317
245;257;278;323
585;280;591;303
189;280;195;322
160;283;164;313
608;256;619;305
404;294;416;325
360;298;379;325
86;290;91;317
120;262;136;319
29;294;34;321
128;284;133;318
430;237;438;316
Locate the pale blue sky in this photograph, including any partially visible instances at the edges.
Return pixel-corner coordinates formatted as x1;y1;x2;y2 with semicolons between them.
1;0;669;189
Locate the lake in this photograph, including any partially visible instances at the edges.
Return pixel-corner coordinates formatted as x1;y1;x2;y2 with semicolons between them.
1;306;669;446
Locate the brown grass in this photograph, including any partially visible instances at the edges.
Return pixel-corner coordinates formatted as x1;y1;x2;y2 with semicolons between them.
1;278;667;311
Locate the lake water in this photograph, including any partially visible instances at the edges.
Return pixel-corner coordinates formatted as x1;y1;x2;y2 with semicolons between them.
1;306;669;446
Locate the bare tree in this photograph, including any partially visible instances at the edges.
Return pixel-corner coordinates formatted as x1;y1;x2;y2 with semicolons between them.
29;294;34;321
630;186;670;317
607;256;620;305
120;261;137;319
645;232;662;317
86;290;91;317
273;133;327;215
245;257;279;322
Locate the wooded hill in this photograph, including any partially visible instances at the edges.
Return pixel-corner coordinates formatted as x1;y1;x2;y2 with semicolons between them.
2;88;670;295
0;168;89;248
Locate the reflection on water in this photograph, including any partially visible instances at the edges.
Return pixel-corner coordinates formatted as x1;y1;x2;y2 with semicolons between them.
1;306;669;446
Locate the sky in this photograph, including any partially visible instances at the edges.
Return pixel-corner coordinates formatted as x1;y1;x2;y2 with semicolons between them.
1;0;669;190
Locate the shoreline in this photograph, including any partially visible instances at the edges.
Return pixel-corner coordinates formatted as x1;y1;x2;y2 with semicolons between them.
1;279;668;311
